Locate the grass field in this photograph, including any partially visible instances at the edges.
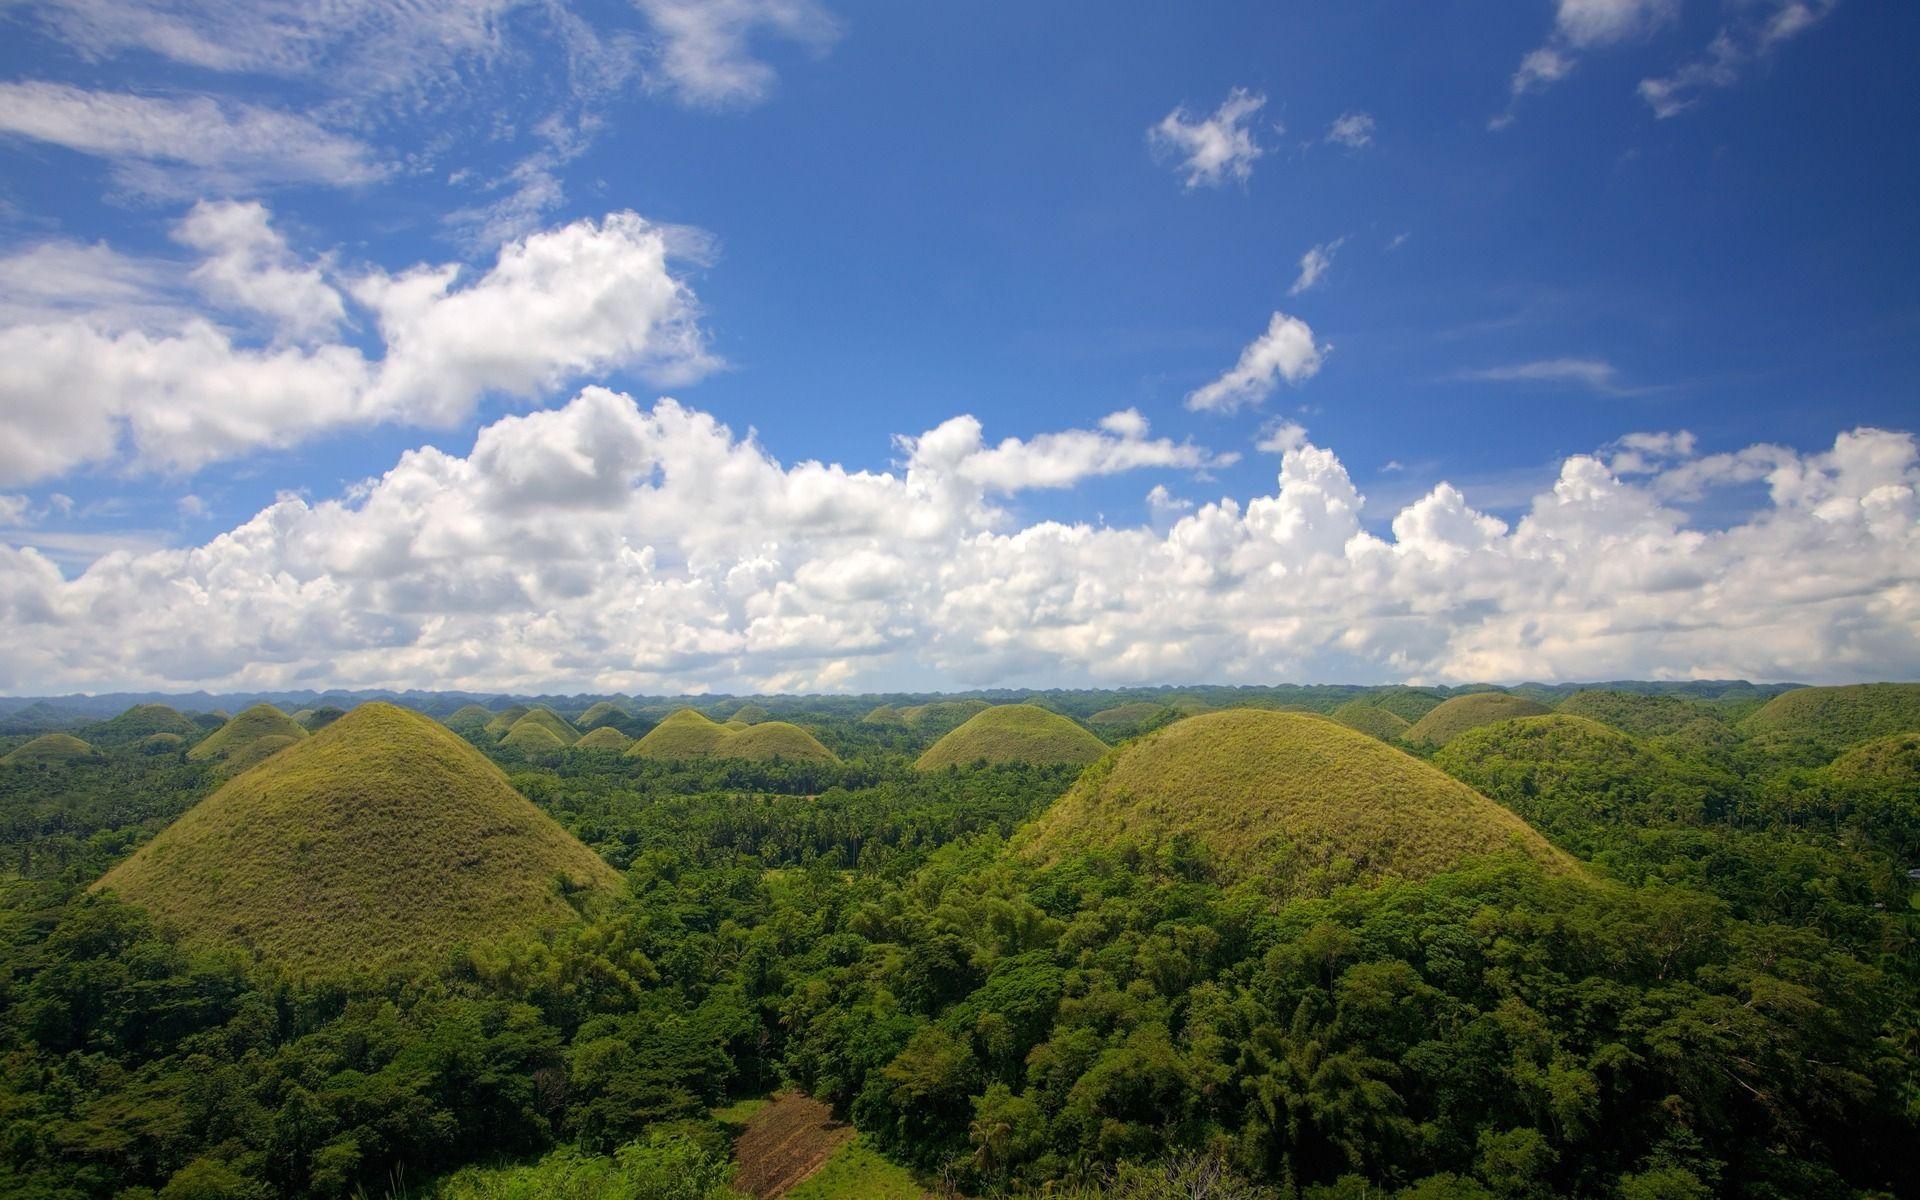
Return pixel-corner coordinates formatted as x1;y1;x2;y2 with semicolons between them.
1405;692;1552;747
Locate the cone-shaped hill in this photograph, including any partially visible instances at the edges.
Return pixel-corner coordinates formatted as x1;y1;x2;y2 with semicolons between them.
95;703;621;977
483;705;533;738
3;732;103;766
1088;701;1175;729
1740;684;1920;750
186;705;308;777
916;704;1108;770
1020;710;1574;885
500;708;578;748
626;709;838;763
1330;701;1412;742
87;703;203;749
899;699;992;734
1367;688;1446;722
861;705;906;726
445;704;496;733
1825;732;1920;787
498;718;568;753
1405;693;1552;747
573;726;633;753
300;706;347;732
576;701;632;732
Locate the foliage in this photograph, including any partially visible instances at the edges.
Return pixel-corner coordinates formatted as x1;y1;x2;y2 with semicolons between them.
1329;703;1411;743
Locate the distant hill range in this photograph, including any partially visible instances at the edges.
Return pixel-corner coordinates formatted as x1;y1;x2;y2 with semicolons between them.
0;680;1809;735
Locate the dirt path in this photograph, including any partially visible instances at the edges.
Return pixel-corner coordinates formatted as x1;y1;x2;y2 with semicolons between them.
732;1091;856;1199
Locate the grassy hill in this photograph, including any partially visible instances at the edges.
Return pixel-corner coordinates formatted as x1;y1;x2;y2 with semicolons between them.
1405;693;1552;747
2;732;103;766
513;708;580;746
712;722;838;763
729;703;771;725
1088;701;1172;727
899;699;992;735
1555;690;1726;738
916;704;1108;770
627;709;838;763
1739;684;1920;749
139;732;187;755
86;703;202;749
299;706;347;732
1021;709;1572;886
860;705;906;727
576;701;631;731
572;726;633;753
445;704;496;733
1825;733;1920;787
482;705;533;738
498;718;570;754
95;702;621;976
186;705;308;776
1329;701;1412;742
628;708;731;758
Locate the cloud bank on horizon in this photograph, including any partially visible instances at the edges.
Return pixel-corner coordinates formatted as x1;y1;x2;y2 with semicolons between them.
1;381;1914;694
0;0;1911;694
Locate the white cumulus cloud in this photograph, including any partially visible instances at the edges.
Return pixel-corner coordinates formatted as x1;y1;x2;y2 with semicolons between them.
1186;313;1330;413
0;208;718;484
0;393;1913;694
1149;88;1267;189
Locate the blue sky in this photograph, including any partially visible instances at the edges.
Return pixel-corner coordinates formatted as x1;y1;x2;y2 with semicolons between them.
0;0;1916;694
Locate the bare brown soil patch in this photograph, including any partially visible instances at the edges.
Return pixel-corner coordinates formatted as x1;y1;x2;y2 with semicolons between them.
733;1091;855;1199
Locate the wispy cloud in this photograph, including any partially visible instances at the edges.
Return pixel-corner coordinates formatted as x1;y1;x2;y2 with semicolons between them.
1290;237;1346;296
1455;357;1652;395
635;0;842;108
1640;0;1840;119
0;82;388;195
1149;88;1267;189
1324;111;1375;149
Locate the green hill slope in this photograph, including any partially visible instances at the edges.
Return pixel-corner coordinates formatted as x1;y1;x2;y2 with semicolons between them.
916;704;1108;770
1405;693;1553;747
573;726;633;753
498;718;569;753
899;699;992;735
299;706;348;732
482;705;533;738
711;722;838;763
1088;701;1172;728
186;705;308;776
1555;690;1726;738
576;701;631;732
1825;732;1920;787
1021;709;1572;885
1367;688;1447;722
87;703;204;749
512;708;579;746
627;708;731;758
627;709;838;762
95;702;621;976
3;732;103;766
1740;684;1920;749
1330;701;1412;742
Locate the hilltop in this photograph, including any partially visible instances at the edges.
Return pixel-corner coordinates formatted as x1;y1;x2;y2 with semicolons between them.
628;709;839;763
85;703;204;749
573;726;633;752
1021;709;1572;885
2;732;103;766
483;705;533;738
1405;693;1552;747
186;705;308;777
916;704;1108;770
1329;701;1412;742
1740;683;1920;749
95;703;621;976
